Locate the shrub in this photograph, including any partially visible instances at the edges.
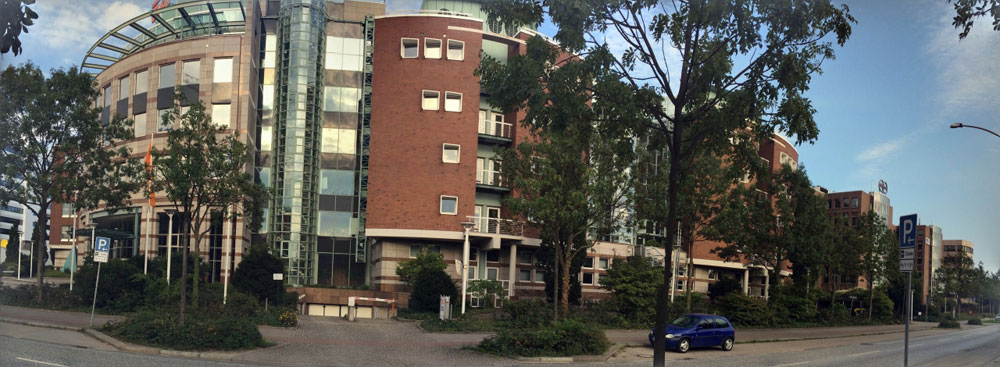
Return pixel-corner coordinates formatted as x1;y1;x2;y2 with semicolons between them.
468;280;506;308
396;250;447;288
232;243;284;304
598;256;659;322
499;298;551;329
968;318;983;325
708;277;744;300
0;284;84;310
104;309;266;350
938;319;961;328
477;319;610;357
224;292;260;318
713;294;773;327
408;268;458;313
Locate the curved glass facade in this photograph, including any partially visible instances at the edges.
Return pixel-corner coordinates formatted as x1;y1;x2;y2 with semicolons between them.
270;0;326;285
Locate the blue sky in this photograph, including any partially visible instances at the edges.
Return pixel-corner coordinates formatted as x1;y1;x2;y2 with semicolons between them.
2;0;997;272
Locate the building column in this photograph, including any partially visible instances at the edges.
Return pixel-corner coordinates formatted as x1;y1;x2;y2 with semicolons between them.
764;269;770;300
508;244;517;298
743;268;750;296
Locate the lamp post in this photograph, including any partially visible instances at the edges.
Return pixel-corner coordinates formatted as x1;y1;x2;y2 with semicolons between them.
950;122;1000;139
165;209;176;283
460;220;475;314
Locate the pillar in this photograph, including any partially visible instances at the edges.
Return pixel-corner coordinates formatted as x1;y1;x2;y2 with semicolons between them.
508;244;517;298
743;268;750;296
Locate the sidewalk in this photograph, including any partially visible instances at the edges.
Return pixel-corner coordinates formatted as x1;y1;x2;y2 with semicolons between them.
605;321;940;346
0;305;121;329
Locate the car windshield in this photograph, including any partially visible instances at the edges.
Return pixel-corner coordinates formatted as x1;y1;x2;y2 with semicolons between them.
669;315;700;328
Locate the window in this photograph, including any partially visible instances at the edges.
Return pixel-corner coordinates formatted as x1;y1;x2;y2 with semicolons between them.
62;203;75;217
486;267;499;280
119;76;130;100
714;317;729;329
440;196;458;215
134;113;146;137
260;126;272;151
182;60;199;85
61;226;73;240
134;70;148;95
323;86;361;113
320;170;354;196
852;198;859;208
261;85;274;110
321;128;357;154
581;272;594;285
104;85;112;107
469;251;478;262
442;144;460;163
582;257;594;269
410;244;421;258
214;58;233;83
424;38;441;59
263;35;276;68
598;258;609;270
519;269;531;282
211;104;231;128
421;90;439;110
708;269;718;280
317;211;354;237
834;199;841;208
159;63;175;89
447;39;464;60
486;250;500;263
518;252;533;265
401;38;419;58
158;109;172;131
326;36;364;71
444;92;462;112
698;318;715;329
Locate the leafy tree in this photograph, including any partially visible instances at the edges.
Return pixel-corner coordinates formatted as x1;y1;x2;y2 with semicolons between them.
600;255;661;320
232;243;284;304
948;0;1000;38
478;36;638;320
409;268;459;313
0;0;37;56
150;92;265;324
935;249;976;318
396;250;447;289
850;211;894;320
479;0;854;363
468;280;507;309
0;63;141;303
4;223;19;263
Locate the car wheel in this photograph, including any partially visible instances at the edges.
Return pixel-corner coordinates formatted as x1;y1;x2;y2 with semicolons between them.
677;338;690;353
721;337;734;351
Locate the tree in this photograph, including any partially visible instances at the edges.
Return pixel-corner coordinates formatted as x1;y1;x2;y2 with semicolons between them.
0;63;141;303
936;249;976;317
949;0;1000;38
409;268;459;313
852;211;894;320
478;36;639;320
150;92;264;324
0;0;37;56
480;1;853;364
3;223;18;263
232;242;284;304
600;255;661;321
396;250;448;289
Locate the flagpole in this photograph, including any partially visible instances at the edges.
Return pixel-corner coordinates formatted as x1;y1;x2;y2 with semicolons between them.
143;134;154;275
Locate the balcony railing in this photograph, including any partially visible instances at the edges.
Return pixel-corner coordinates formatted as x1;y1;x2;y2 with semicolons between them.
479;118;513;140
476;169;504;187
468;215;524;237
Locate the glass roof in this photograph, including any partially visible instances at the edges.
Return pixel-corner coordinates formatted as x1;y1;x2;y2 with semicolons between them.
81;0;247;73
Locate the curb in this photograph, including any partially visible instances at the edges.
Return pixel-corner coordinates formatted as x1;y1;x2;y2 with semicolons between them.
0;317;82;332
515;344;625;363
82;328;240;361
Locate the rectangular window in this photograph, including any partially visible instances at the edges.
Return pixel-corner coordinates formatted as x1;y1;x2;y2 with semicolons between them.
159;63;175;89
119;76;130;100
261;85;274;110
410;244;421;258
852;198;859;208
213;58;233;83
158;109;172;131
519;269;531;282
447;39;464;60
104;85;112;107
486;267;499;280
582;272;594;285
320;169;354;196
321;128;357;154
469;251;478;262
708;269;717;280
440;196;458;215
582;257;594;269
62;203;75;217
260;125;272;151
61;225;73;240
323;86;361;113
421;90;439;110
598;258;609;270
518;252;533;265
134;113;146;137
134;70;148;95
263;35;276;68
182;60;199;85
442;144;460;163
211;104;231;128
444;92;462;112
317;211;354;237
424;38;442;59
486;250;499;263
401;38;419;58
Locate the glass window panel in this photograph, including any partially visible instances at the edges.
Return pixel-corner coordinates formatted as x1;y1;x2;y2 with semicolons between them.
424;38;441;59
338;87;359;112
325;53;342;70
62;203;75;217
422;90;439;110
104;85;112;106
323;86;339;112
320;170;354;196
213;58;233;83
134;70;148;94
486;268;498;280
159;63;175;89
321;127;338;153
447;40;464;60
260;125;272;151
342;55;362;71
344;37;362;55
134;113;146;137
265;34;276;51
263;51;275;68
61;225;73;240
401;38;418;58
262;85;274;110
519;269;531;282
119;76;130;100
326;36;343;53
158;109;172;131
338;129;356;154
211;104;231;128
440;196;457;215
444;92;462;112
442;144;460;163
182;60;200;85
259;167;270;188
410;245;420;258
318;211;354;237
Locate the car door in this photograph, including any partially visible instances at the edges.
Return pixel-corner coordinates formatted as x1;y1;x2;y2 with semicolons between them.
693;317;716;347
713;317;732;345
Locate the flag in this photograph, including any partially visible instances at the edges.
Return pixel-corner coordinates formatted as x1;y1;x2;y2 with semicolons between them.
145;137;155;207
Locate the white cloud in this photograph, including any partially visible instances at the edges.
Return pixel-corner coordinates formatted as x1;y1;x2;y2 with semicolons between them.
856;138;904;161
29;1;144;51
924;2;1000;116
386;0;423;12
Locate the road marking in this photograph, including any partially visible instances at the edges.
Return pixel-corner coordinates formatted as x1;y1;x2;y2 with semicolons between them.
773;362;811;367
848;350;881;357
15;358;69;367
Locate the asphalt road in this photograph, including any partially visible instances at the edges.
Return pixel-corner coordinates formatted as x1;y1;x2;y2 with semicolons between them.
0;335;270;367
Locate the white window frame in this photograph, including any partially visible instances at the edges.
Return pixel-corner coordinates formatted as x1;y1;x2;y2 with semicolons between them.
442;143;460;163
409;244;421;258
447;39;465;61
439;195;458;215
485;267;499;281
401;38;419;58
424;38;442;59
422;90;439;111
582;257;594;269
444;91;462;112
581;272;595;285
598;258;609;270
534;270;544;283
518;252;533;265
518;269;532;282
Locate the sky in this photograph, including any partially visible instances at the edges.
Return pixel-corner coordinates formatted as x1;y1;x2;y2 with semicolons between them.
2;0;997;272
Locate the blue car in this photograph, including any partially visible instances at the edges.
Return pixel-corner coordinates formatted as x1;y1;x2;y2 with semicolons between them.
648;314;735;353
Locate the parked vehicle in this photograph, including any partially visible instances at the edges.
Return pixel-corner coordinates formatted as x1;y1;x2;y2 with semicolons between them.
648;313;735;353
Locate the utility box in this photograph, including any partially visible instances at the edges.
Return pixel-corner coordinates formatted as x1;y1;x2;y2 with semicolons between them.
439;296;451;320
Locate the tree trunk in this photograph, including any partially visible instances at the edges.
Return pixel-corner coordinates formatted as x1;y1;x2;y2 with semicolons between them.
191;218;200;309
179;219;188;325
685;235;694;312
35;202;49;304
654;120;683;367
560;248;570;316
552;248;560;322
867;282;874;321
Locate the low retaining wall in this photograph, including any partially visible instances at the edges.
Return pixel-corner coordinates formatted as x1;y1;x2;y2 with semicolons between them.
288;287;411;320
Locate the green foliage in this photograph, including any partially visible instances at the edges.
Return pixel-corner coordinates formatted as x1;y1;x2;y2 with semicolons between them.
0;284;84;310
968;318;983;325
3;223;19;264
73;258;150;313
499;299;551;329
396;309;438;320
104;309;266;351
713;294;774;328
599;256;660;322
938;319;961;328
476;319;610;357
409;268;459;313
948;0;1000;38
232;243;285;304
0;0;38;56
468;280;507;308
708;277;744;300
395;250;447;288
420;317;496;332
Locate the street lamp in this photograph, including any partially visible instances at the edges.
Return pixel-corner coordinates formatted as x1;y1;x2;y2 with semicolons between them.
165;209;176;283
460;220;475;314
950;122;1000;139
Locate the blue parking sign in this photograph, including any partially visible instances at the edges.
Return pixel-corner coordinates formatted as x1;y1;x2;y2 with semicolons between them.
899;214;917;248
96;237;111;252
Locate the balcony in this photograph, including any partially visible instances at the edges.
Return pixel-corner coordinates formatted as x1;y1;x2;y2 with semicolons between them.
467;215;523;237
476;168;509;193
478;118;513;144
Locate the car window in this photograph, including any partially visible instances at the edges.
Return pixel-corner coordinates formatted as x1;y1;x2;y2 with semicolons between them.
670;315;699;328
714;317;729;328
698;318;714;329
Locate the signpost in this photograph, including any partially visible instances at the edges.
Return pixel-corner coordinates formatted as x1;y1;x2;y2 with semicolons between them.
90;236;110;327
899;214;917;367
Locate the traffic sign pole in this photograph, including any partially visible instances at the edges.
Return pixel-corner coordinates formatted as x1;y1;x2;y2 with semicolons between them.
90;236;111;327
904;271;910;367
90;262;101;327
899;214;917;367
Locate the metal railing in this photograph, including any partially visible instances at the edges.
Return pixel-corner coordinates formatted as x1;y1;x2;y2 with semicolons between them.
385;9;474;18
467;215;524;237
476;168;504;187
479;118;513;139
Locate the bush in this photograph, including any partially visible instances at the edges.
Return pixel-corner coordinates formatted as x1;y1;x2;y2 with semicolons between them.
224;292;260;318
420;317;495;332
396;250;447;288
708;277;744;300
0;284;84;310
104;309;266;350
409;268;458;313
938;319;961;329
968;318;982;325
713;294;773;327
499;299;551;329
598;256;659;323
477;319;610;357
232;243;284;304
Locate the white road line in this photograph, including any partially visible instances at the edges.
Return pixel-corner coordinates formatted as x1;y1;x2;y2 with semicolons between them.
848;350;881;357
773;362;811;367
15;357;69;367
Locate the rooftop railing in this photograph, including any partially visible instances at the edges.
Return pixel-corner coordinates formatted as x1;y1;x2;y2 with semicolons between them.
467;215;523;237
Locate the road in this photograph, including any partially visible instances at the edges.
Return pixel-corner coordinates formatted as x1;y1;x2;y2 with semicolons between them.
0;334;269;367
